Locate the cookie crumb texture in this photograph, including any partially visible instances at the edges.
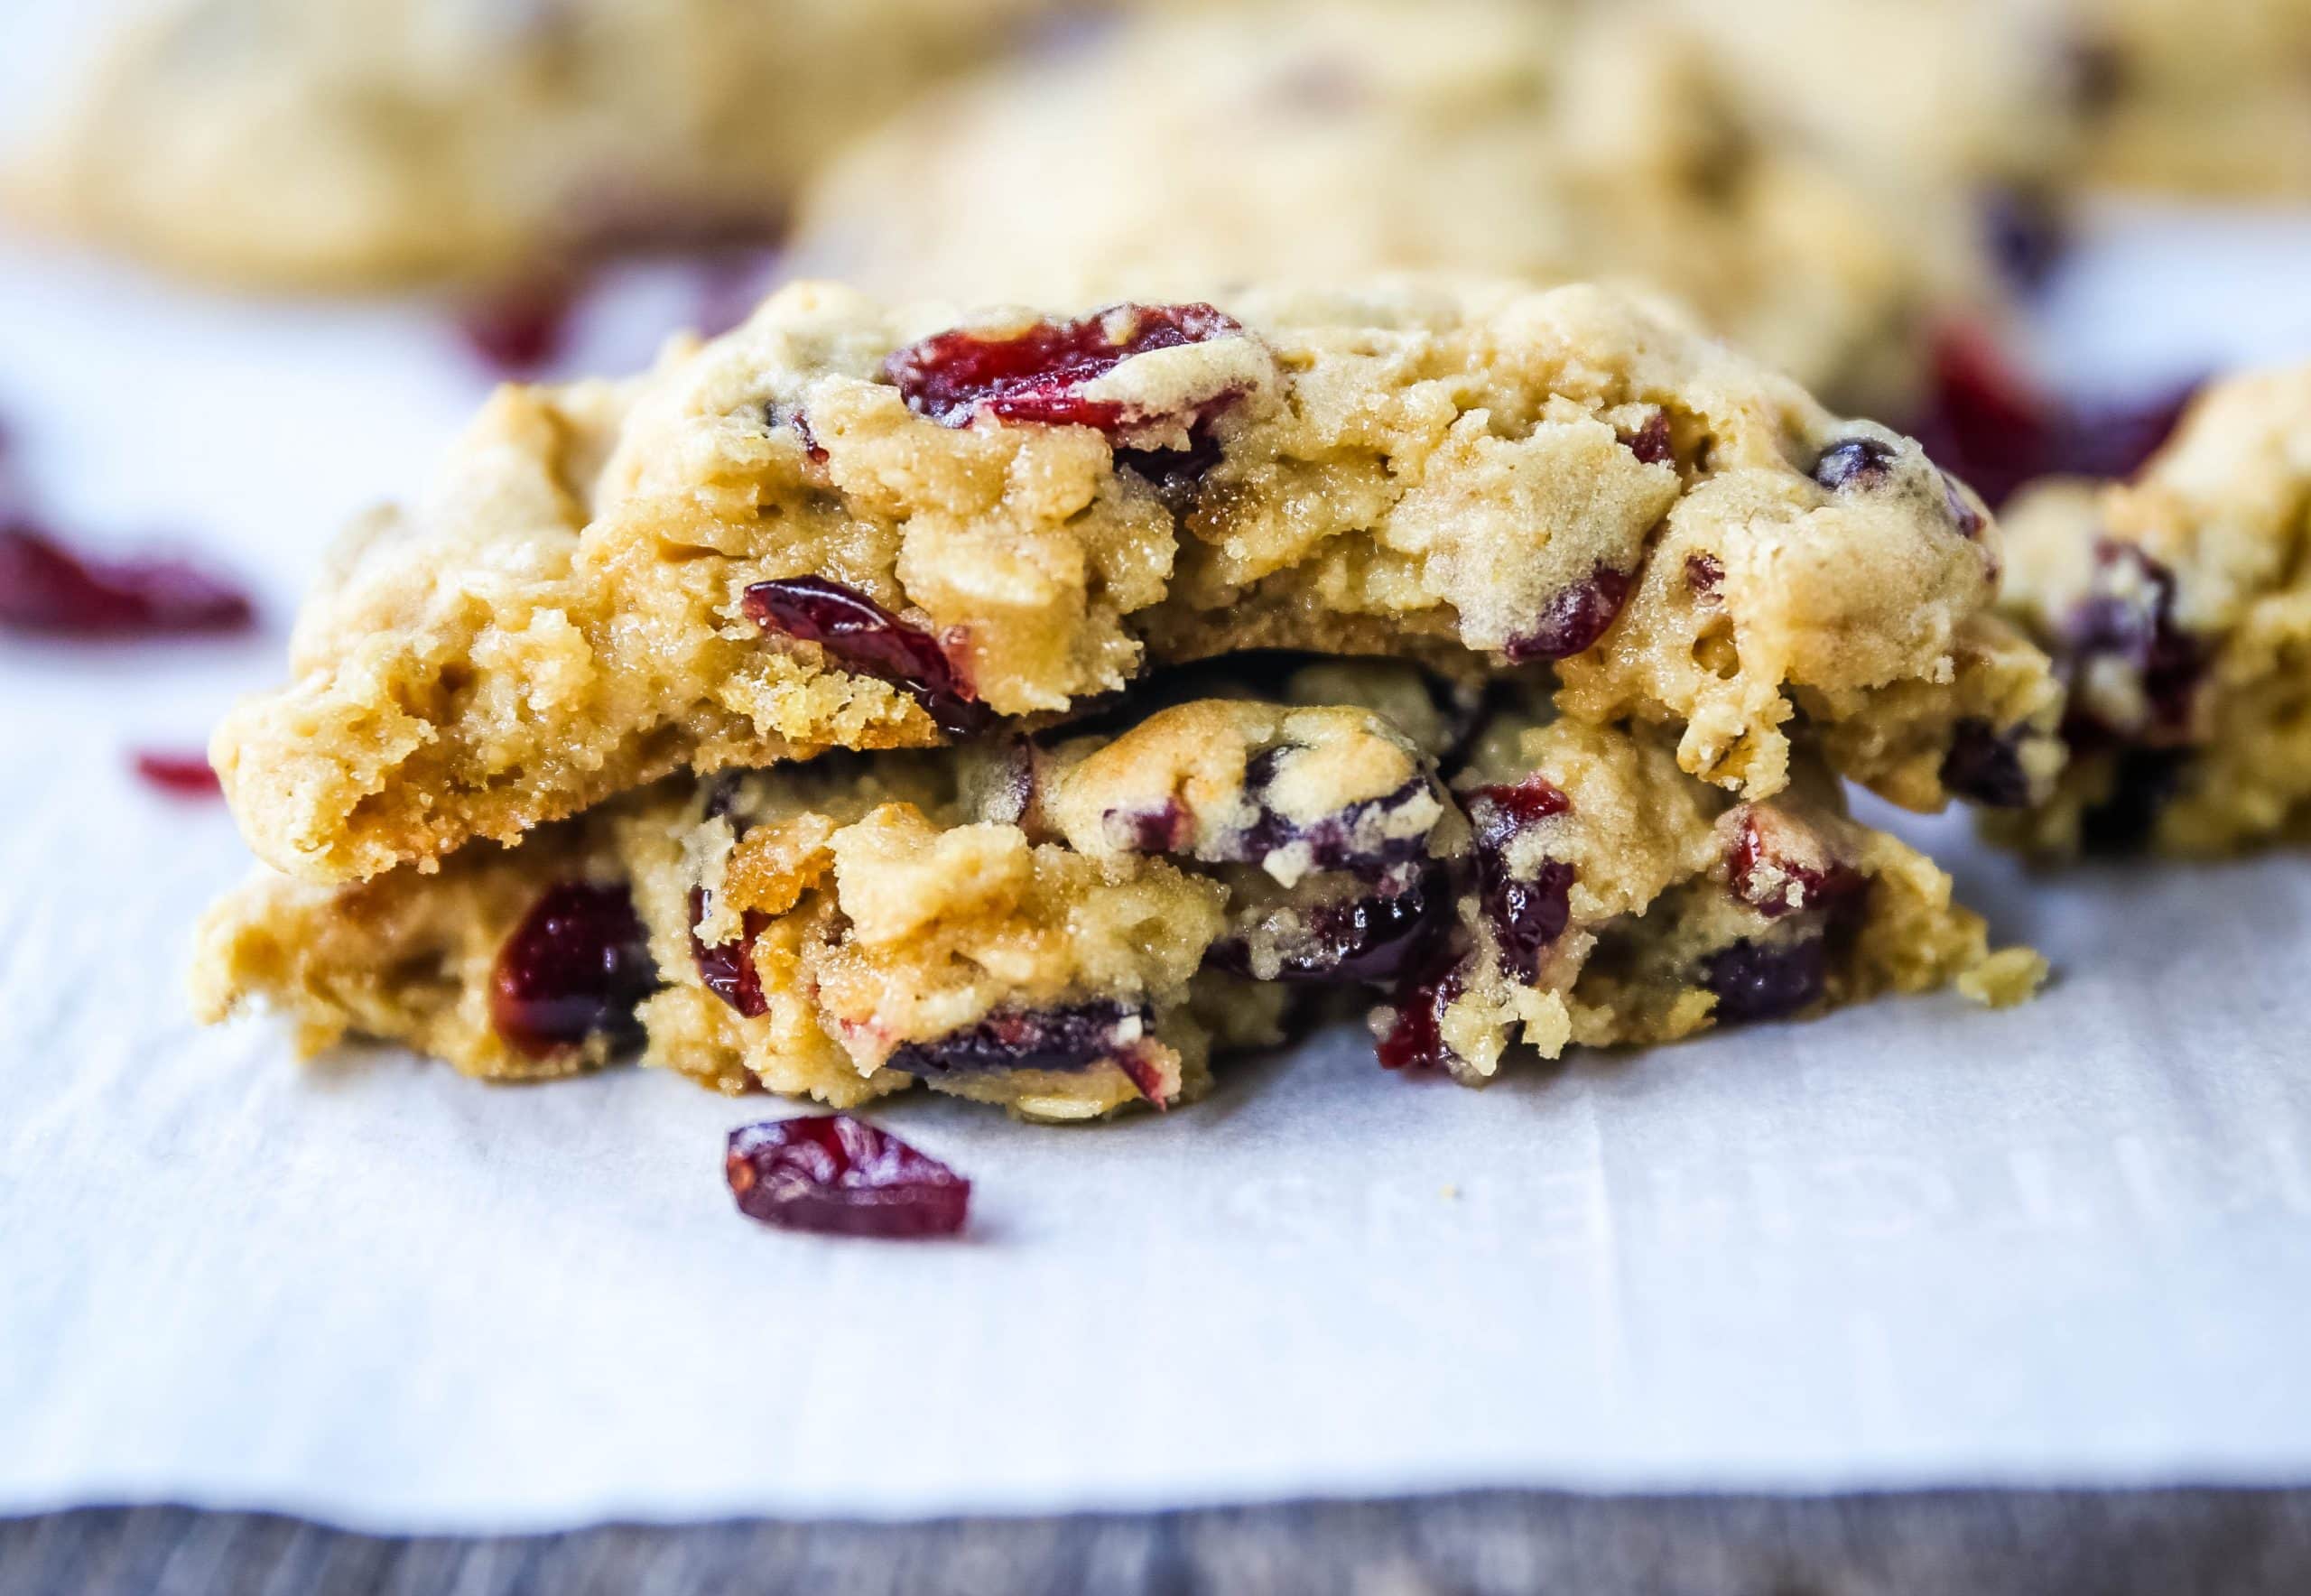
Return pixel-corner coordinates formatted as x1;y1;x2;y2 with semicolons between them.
194;673;2032;1122
210;278;2045;886
1995;365;2311;855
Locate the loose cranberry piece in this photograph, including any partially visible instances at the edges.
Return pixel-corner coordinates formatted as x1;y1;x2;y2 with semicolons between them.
886;1000;1150;1080
1374;956;1465;1072
2060;541;2204;745
1620;409;1675;466
1700;935;1829;1024
1812;436;1899;491
688;886;770;1018
1685;552;1725;598
726;1115;970;1239
1726;810;1867;919
1940;719;2035;808
1504;566;1631;663
886;302;1244;435
455;274;579;376
1;523;255;638
489;881;657;1059
741;575;990;737
130;749;222;797
1114;1048;1171;1109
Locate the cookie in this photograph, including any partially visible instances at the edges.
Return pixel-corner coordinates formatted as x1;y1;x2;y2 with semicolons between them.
5;0;1054;288
195;669;2036;1118
209;277;2054;885
1995;366;2311;854
787;0;1989;414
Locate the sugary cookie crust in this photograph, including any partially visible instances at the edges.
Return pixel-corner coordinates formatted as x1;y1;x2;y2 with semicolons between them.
213;276;2049;885
1996;365;2311;854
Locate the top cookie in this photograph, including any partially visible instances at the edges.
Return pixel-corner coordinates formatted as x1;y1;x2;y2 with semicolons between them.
5;0;1052;289
787;0;1987;415
211;276;2053;883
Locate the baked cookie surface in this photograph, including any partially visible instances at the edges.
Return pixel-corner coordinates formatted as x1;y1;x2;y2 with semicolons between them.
210;277;2054;885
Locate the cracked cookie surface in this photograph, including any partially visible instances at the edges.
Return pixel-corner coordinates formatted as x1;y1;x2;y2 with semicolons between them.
210;277;2052;885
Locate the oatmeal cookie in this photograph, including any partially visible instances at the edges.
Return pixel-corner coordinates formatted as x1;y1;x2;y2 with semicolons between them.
196;666;2037;1118
787;0;1987;414
1995;366;2311;854
210;277;2053;884
5;0;1055;290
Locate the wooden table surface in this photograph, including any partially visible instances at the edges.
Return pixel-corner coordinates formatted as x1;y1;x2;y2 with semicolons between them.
5;1489;2308;1595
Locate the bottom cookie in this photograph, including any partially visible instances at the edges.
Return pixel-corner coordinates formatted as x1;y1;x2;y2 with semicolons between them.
193;669;2039;1120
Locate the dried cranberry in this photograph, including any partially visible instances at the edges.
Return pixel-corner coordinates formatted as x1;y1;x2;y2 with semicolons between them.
1466;777;1576;980
129;750;222;797
1620;409;1675;466
1940;719;2035;808
886;1000;1150;1080
1;522;255;638
1504;566;1631;663
489;882;657;1059
1211;864;1452;987
2064;385;2199;485
1812;436;1899;490
741;575;990;737
1103;797;1193;854
688;886;770;1018
766;404;829;464
1700;935;1828;1024
2060;541;2203;745
726;1115;970;1239
1685;552;1725;598
1725;810;1867;919
1230;754;1439;876
455;274;579;376
887;302;1244;437
2078;749;2186;854
1374;956;1465;1072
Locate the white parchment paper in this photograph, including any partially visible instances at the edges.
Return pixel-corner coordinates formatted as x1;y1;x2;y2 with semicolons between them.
4;122;2311;1527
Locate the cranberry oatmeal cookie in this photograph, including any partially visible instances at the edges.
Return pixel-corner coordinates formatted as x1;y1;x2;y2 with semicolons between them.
787;0;1986;415
5;0;1057;290
210;277;2056;885
1994;366;2311;855
196;664;2037;1118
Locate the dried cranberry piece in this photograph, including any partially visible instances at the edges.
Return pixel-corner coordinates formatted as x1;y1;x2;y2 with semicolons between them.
886;1000;1150;1079
1374;955;1466;1072
2078;749;2186;854
489;882;657;1059
2064;385;2199;485
1685;552;1725;598
886;302;1244;435
1940;719;2035;808
741;575;990;737
1466;776;1575;981
1620;409;1675;466
688;886;770;1018
1228;754;1439;876
1725;811;1867;919
130;749;222;797
1;523;255;638
1103;797;1193;854
1211;864;1452;987
1700;935;1829;1024
1504;566;1631;663
2060;541;2204;746
1467;775;1573;837
1812;436;1899;490
455;274;579;376
726;1115;970;1239
766;404;829;464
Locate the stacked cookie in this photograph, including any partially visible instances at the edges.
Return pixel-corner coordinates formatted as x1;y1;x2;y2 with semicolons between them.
195;278;2059;1118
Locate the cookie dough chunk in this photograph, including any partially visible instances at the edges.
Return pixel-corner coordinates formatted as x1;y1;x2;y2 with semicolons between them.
1373;710;2042;1084
212;277;2047;884
5;0;1053;289
195;695;1461;1121
788;0;1986;414
1995;367;2311;855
